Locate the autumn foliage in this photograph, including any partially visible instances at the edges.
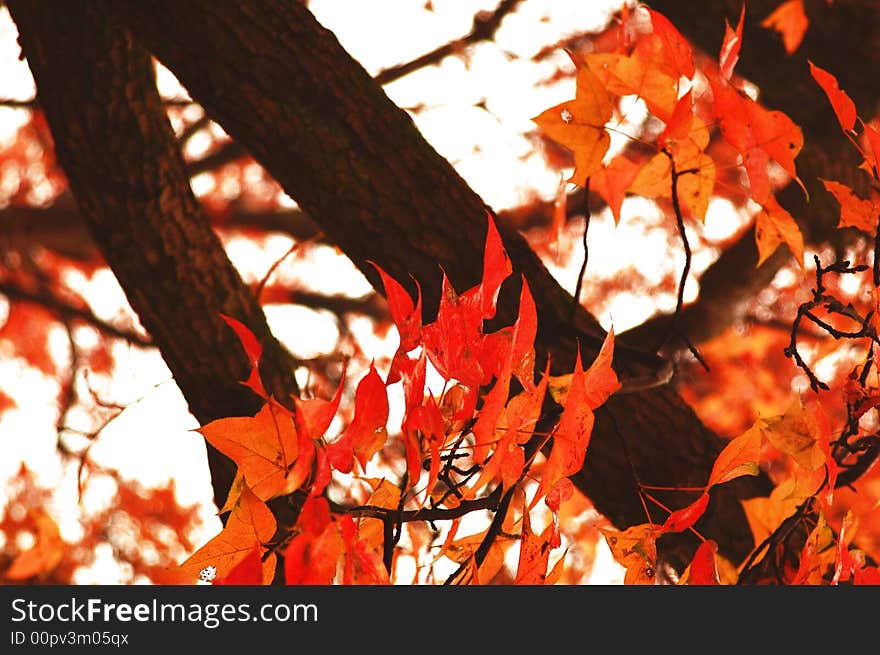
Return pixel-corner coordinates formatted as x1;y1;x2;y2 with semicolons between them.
3;2;880;586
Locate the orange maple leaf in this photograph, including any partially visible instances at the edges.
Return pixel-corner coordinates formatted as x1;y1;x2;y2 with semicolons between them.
600;523;658;585
178;483;276;584
821;179;880;233
514;508;557;584
198;398;302;502
585;33;681;122
532;54;613;186
755;195;805;271
647;8;695;80
707;421;764;488
761;0;809;55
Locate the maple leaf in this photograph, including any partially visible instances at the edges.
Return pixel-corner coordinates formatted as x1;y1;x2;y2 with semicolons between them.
707;421;764;488
585;33;680;122
718;4;745;81
421;272;485;387
406;396;445;492
741;477;802;547
470;363;549;494
792;512;835;584
532;346;604;509
220;313;267;399
630;92;715;221
549;328;621;410
832;510;858;585
214;547;263;585
514;508;557;584
178;483;276;584
761;0;808;55
600;523;658;585
647;8;695;80
591;154;641;224
358;478;401;552
821;179;880;233
327;364;389;473
471;368;512;466
754;195;805;270
285;521;343;585
285;496;343;585
479;212;513;321
371;262;422;384
509;279;537;391
711;78;804;204
532;54;613;186
197;398;301;502
809;62;857;133
682;540;722;585
761;397;828;473
339;515;390;585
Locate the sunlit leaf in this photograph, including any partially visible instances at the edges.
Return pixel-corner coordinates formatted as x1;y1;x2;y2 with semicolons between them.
719;4;745;81
214;547;263;585
178;483;276;584
711;78;804;204
586;34;679;121
648;8;695;79
755;195;805;271
600;523;658;585
762;398;828;472
532;56;613;185
197;398;299;501
708;421;764;488
514;508;556;584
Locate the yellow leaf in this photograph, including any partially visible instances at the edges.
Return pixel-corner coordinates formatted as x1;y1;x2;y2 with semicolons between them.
741;477;801;547
761;398;827;472
600;523;658;585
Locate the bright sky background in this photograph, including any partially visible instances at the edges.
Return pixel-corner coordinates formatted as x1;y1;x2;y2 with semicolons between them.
0;0;754;584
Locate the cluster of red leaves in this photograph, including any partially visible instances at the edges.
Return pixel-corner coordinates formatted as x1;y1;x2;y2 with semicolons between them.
177;213;622;585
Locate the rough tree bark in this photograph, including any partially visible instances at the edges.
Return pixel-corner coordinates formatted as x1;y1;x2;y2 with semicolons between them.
103;0;776;569
5;1;301;514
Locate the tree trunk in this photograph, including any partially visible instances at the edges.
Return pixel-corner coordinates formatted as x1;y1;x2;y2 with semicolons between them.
6;1;301;513
108;0;772;568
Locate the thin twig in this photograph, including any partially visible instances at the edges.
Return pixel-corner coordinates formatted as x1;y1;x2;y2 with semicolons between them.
374;0;524;85
570;177;591;323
